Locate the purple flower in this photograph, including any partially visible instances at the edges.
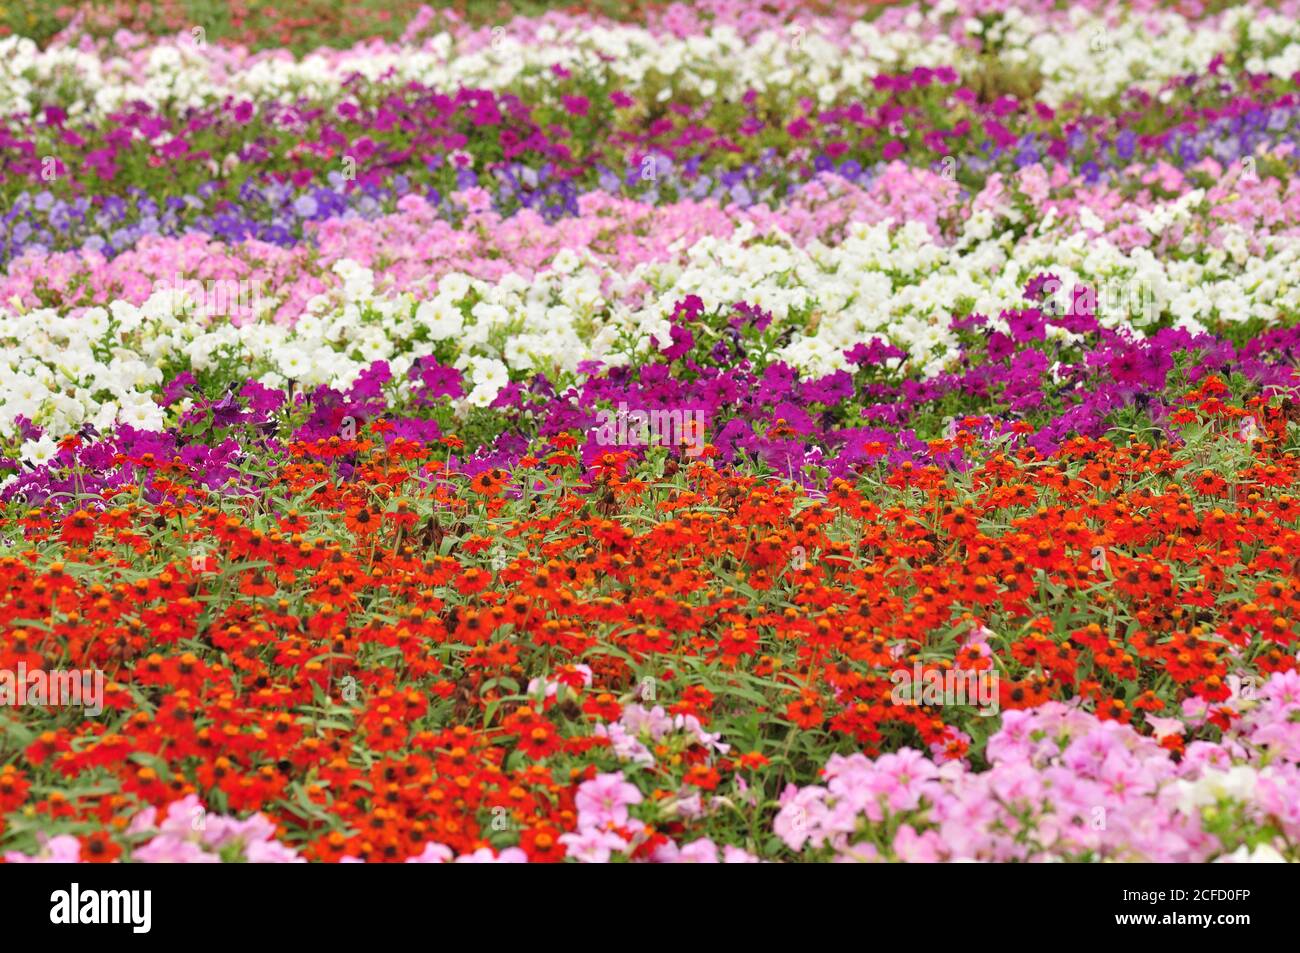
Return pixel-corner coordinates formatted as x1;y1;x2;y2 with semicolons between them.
661;323;695;360
411;360;464;400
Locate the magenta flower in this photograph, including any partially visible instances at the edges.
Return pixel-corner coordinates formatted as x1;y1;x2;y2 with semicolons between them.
562;95;590;117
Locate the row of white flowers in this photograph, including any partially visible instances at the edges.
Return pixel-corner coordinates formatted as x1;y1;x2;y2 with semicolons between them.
3;3;1300;117
4;186;1297;465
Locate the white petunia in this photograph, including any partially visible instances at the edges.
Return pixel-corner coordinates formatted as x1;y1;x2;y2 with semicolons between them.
19;435;59;467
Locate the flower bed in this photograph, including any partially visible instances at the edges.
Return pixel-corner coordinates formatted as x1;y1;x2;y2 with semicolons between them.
1;0;1299;864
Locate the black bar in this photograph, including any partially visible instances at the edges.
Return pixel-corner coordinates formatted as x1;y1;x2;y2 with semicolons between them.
0;862;1289;940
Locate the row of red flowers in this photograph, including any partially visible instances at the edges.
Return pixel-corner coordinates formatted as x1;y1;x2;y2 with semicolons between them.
1;377;1296;860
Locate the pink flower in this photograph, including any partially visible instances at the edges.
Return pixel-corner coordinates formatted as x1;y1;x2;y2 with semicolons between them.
406;842;454;863
454;847;528;863
621;703;674;739
245;838;305;863
395;194;431;215
451;187;492;214
558;828;629;863
592;721;654;765
675;838;721;863
874;749;941;812
154;794;206;838
4;834;81;863
893;824;944;862
132;836;220;863
574;771;643;829
126;805;158;835
774;785;829;850
1146;716;1186;742
203;812;278;851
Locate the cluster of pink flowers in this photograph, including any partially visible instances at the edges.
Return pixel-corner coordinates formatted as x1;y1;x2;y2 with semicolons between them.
9;154;1300;325
594;703;731;768
5;795;302;863
0;167;965;321
775;672;1300;863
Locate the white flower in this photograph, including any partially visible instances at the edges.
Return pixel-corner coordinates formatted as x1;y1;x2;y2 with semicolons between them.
470;358;509;389
504;337;536;370
275;346;313;380
465;383;498;408
19;435;58;467
118;398;165;431
1215;843;1287;864
550;248;581;274
470;302;510;328
1173;766;1259;816
437;273;471;301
